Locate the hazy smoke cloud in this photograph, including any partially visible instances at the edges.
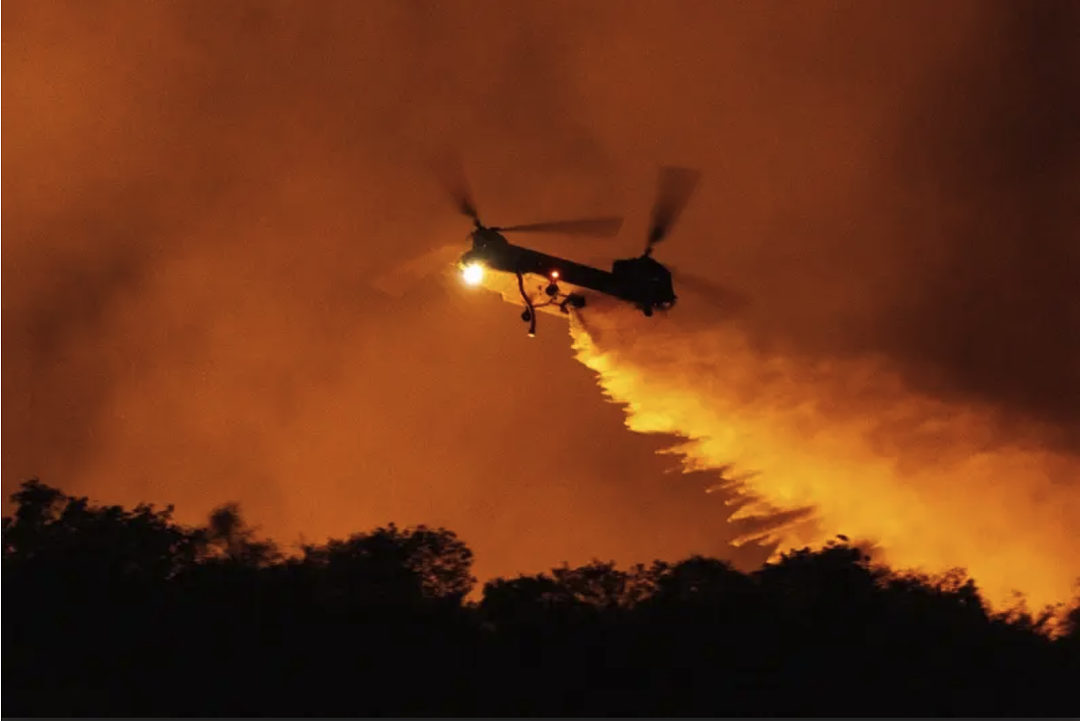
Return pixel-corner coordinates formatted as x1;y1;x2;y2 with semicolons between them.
5;1;1078;596
566;305;1080;611
876;2;1080;440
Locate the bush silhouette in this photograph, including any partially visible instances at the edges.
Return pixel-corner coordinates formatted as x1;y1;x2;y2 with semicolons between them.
4;479;1077;716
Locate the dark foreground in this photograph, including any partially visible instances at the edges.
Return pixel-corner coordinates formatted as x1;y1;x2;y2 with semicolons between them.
4;479;1078;716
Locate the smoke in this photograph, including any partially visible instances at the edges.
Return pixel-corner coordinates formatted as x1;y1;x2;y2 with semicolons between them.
564;305;1080;611
5;1;765;582
556;1;1080;612
6;1;1079;597
473;0;1080;610
864;1;1080;444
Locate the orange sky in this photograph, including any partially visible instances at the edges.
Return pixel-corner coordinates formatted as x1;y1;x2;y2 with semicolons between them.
5;1;1078;598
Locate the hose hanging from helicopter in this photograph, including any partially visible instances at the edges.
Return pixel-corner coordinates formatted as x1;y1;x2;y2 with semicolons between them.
515;270;538;337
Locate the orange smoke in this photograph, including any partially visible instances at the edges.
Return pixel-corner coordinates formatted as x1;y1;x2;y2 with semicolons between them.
536;300;1080;614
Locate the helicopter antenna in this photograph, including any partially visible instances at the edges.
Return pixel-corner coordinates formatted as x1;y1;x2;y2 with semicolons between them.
644;166;701;257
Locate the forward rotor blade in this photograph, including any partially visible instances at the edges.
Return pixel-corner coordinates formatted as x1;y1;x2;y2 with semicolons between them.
669;264;750;315
430;152;480;222
370;244;466;298
647;166;702;252
497;216;624;238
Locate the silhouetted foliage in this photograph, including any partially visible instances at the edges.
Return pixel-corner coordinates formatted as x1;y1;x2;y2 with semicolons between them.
3;479;1077;716
201;501;281;567
301;522;476;606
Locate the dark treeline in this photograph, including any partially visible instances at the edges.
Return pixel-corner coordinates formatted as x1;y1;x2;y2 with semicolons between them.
4;480;1078;716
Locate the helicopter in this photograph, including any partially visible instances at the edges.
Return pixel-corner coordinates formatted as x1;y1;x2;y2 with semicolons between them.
371;163;745;336
451;165;716;336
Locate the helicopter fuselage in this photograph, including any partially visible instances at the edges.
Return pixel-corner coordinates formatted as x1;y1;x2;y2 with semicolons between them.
459;227;676;314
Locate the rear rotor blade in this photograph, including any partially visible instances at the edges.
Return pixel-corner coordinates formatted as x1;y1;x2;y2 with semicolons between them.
669;264;750;315
646;166;702;254
497;216;624;238
430;152;480;222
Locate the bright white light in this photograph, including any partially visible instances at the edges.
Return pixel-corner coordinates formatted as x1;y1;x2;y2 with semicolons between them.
462;262;485;286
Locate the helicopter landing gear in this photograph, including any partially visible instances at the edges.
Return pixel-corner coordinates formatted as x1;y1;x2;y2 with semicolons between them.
643;304;654;317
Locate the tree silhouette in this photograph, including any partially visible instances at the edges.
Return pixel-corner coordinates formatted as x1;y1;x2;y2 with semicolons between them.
300;522;475;607
3;479;1077;717
201;501;280;567
4;478;197;579
4;480;203;715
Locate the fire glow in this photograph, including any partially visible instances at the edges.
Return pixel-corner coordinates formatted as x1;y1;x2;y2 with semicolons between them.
565;309;1080;615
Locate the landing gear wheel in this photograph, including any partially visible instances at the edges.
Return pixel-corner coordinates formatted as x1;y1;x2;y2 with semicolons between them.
521;309;532;322
643;305;654;317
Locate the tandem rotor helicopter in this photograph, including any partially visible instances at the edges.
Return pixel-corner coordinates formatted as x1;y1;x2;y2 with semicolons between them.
376;162;746;337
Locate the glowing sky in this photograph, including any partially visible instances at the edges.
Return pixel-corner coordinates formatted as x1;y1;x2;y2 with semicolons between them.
5;0;1078;600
